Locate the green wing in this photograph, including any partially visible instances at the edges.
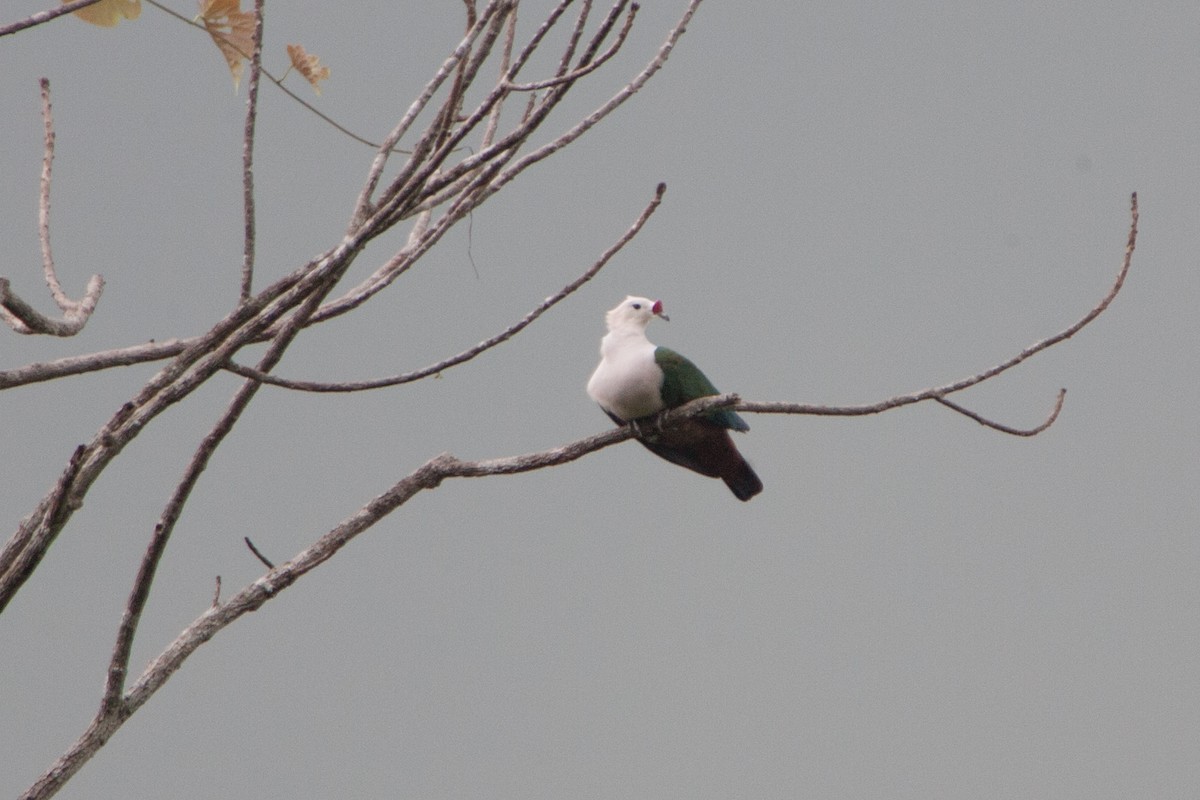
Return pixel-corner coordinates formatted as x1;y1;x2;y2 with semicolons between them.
654;347;749;432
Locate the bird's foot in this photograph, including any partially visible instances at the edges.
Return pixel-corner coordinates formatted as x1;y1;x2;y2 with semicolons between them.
630;413;666;441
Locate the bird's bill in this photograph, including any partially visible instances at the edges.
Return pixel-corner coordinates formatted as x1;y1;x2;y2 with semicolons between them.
652;299;669;321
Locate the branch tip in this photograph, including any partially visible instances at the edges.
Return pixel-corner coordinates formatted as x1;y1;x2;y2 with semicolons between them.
244;537;275;569
932;387;1066;437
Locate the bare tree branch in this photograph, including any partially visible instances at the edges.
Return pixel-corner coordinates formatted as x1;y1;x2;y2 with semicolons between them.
105;277;331;719
504;3;638;91
474;0;703;206
741;192;1138;422
481;8;519;150
0;277;102;336
1;79;104;336
109;334;308;704
0;0;669;377
934;389;1066;437
223;181;668;391
243;537;275;569
362;1;637;233
0;184;1135;394
352;0;510;225
0;246;331;611
0;445;85;607
0;0;104;37
238;0;266;302
0;338;188;389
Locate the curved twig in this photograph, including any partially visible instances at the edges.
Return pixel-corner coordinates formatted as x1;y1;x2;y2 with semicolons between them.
1;79;104;336
742;192;1138;423
934;389;1065;437
352;0;510;223
223;182;667;391
243;537;275;569
0;277;100;337
503;3;638;91
469;0;703;208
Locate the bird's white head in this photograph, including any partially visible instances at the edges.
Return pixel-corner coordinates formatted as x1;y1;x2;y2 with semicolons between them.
605;295;669;332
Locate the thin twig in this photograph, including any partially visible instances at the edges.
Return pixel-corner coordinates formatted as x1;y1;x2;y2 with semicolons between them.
39;78;68;310
352;0;509;224
385;1;638;219
740;192;1138;425
934;388;1066;437
0;338;189;389
225;182;667;391
576;0;629;67
243;537;275;569
481;8;518;150
0;79;104;337
0;240;345;611
503;3;636;91
557;0;593;76
238;0;266;302
103;264;339;715
363;0;607;232
470;0;703;207
0;0;104;37
366;6;516;228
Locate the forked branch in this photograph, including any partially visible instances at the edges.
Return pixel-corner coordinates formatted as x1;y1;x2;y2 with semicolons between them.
221;182;668;391
741;192;1138;429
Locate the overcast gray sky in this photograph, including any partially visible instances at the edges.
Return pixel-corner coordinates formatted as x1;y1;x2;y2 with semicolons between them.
2;2;1198;798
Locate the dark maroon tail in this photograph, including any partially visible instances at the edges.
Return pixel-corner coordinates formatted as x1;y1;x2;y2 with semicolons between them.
722;456;763;501
634;419;763;501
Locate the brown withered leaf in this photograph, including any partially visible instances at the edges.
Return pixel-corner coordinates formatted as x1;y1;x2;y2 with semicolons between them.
68;0;141;27
197;0;257;89
286;44;331;95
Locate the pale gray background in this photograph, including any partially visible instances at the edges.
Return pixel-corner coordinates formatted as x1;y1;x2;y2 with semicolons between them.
2;2;1197;798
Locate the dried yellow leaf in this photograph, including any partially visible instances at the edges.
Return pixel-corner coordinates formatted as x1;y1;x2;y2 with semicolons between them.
197;0;257;90
68;0;141;27
286;44;331;95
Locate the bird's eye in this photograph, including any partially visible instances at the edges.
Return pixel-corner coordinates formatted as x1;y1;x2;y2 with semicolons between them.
631;303;641;310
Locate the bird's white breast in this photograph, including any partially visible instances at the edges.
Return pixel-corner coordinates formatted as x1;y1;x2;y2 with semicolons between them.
586;335;664;421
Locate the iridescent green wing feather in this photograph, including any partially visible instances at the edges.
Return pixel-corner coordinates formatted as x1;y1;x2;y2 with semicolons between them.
654;347;749;432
